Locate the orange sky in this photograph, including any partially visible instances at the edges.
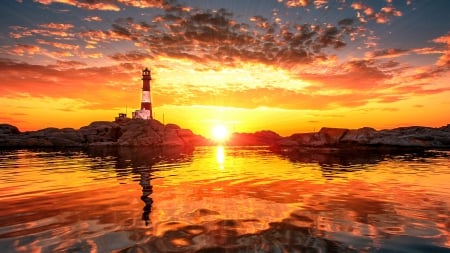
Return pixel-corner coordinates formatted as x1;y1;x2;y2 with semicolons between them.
1;0;449;137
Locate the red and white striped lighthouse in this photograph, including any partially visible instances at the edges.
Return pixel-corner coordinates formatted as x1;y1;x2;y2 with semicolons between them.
132;67;153;120
141;67;152;118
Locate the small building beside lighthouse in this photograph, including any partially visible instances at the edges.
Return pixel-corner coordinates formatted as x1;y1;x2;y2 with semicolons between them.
132;67;153;120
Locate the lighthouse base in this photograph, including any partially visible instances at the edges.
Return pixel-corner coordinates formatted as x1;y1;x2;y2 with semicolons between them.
132;109;152;120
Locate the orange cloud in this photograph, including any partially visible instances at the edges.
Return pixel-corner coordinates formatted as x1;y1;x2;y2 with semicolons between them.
83;16;103;22
33;0;121;11
36;39;79;50
365;48;410;59
433;34;450;67
282;0;328;9
39;22;74;30
117;0;165;9
0;58;136;110
10;44;41;56
351;2;402;24
9;23;75;39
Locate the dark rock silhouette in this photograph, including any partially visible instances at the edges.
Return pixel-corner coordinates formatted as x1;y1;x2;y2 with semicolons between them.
0;124;20;135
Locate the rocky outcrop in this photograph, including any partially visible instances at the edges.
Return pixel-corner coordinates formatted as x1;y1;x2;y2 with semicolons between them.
277;125;450;149
0;119;207;149
117;119;163;146
0;124;20;135
286;128;348;147
228;130;281;146
79;121;122;144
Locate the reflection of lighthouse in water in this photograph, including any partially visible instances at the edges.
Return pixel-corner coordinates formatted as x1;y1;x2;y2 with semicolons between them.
132;68;153;120
139;168;153;226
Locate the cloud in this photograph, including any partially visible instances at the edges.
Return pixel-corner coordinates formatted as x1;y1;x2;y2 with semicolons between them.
84;16;103;22
53;60;87;69
365;48;410;59
78;29;132;48
10;44;41;56
9;23;75;39
433;34;450;67
36;39;79;50
39;22;74;30
0;58;138;110
33;0;172;11
351;2;402;24
102;7;360;67
154;85;372;110
282;0;329;9
300;60;388;90
109;51;152;61
33;0;121;11
392;83;450;97
379;60;400;69
117;0;165;9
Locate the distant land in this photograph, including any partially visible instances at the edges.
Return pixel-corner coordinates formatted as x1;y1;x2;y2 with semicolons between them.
1;119;450;150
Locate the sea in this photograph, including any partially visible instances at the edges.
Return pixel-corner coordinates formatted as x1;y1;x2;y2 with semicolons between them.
0;146;449;253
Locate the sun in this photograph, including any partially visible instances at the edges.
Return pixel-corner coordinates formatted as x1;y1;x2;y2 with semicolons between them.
211;125;230;143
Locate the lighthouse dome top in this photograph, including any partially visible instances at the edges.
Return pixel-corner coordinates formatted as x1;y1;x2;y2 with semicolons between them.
142;68;151;76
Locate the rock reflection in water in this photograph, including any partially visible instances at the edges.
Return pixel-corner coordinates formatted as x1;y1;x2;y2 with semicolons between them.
276;147;435;179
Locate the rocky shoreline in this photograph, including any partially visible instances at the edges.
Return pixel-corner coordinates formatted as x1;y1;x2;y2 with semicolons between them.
1;120;450;150
276;125;450;150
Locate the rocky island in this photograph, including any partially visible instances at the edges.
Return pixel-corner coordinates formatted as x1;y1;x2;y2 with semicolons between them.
1;120;450;150
0;119;208;149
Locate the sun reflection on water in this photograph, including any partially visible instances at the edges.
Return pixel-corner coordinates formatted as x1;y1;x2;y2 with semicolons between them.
216;145;225;170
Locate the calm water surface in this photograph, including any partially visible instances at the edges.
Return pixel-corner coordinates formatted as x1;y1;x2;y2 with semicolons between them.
0;146;449;253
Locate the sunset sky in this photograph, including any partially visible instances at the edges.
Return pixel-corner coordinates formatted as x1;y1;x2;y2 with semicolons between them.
1;0;449;137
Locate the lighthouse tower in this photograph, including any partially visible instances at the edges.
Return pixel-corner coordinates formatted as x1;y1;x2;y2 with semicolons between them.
132;68;153;120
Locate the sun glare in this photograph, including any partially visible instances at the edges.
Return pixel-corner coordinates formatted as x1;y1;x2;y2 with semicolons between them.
212;125;230;142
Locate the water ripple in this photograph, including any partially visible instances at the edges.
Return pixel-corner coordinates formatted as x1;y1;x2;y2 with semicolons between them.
0;147;449;252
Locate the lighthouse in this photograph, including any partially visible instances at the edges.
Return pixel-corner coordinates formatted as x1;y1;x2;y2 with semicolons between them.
132;67;153;120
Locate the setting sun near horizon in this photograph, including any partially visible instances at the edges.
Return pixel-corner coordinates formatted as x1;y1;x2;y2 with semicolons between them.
0;1;449;135
211;125;230;143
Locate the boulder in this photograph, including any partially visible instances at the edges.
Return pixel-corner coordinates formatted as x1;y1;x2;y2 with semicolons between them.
177;128;210;146
162;128;185;147
79;121;122;143
149;119;165;133
165;123;180;130
286;130;341;147
117;119;162;146
341;127;377;144
228;130;282;146
369;126;450;148
318;127;348;145
0;124;20;135
440;124;450;132
30;127;84;147
288;132;314;145
276;138;298;147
